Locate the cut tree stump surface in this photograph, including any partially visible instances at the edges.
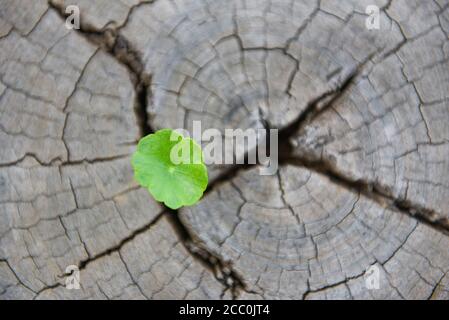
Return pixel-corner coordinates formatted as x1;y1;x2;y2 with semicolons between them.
0;0;449;299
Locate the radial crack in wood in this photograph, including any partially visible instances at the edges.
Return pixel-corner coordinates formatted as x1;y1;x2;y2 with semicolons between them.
1;0;449;300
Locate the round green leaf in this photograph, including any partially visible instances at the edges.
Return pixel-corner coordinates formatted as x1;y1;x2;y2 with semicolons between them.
131;129;208;209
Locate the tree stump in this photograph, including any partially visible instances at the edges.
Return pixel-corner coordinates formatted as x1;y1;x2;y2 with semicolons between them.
1;0;449;299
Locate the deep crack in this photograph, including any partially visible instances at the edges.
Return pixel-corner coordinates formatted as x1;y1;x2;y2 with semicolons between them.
77;212;164;271
166;209;246;299
280;155;449;235
48;0;154;138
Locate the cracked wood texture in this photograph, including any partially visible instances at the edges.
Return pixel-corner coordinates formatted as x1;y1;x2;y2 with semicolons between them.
0;0;449;300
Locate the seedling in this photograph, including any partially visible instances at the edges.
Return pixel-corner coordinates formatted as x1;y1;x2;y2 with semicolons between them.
131;129;208;210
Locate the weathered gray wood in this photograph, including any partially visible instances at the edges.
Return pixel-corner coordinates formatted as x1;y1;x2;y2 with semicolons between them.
290;3;449;224
180;165;449;299
1;0;449;300
0;0;227;300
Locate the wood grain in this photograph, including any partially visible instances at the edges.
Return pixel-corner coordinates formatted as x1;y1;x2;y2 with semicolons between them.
1;0;448;299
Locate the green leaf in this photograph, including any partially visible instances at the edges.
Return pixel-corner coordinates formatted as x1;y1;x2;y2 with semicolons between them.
131;129;208;210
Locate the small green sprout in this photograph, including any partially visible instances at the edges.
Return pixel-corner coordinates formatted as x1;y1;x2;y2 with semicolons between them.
131;129;208;210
